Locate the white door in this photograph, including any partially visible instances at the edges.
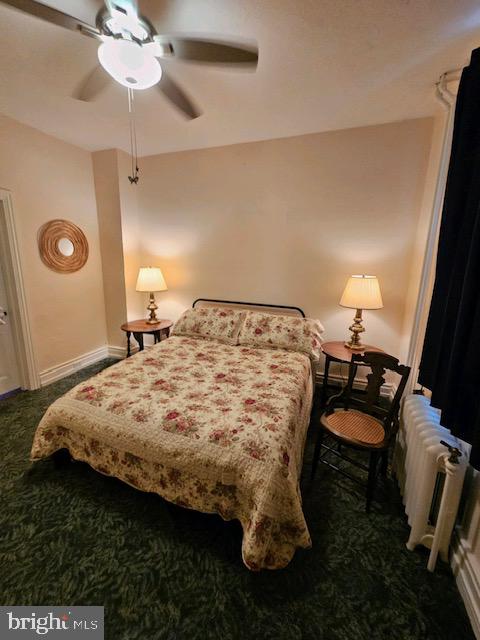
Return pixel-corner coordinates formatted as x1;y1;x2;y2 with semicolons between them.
0;258;20;396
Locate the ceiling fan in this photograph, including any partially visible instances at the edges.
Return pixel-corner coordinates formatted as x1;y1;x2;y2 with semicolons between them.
0;0;259;119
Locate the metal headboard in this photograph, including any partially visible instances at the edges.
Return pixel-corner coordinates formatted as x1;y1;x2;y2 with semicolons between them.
192;298;306;318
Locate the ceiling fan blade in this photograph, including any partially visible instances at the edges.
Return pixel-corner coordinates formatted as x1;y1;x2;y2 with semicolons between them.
73;65;112;102
158;37;258;67
0;0;101;38
157;71;202;120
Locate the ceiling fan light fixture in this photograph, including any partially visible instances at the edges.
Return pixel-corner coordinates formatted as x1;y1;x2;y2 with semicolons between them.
98;38;162;90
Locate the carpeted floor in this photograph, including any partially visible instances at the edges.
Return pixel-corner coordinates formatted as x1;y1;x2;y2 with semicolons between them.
0;359;474;640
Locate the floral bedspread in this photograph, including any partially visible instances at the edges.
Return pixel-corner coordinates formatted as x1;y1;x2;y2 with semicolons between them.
31;336;314;570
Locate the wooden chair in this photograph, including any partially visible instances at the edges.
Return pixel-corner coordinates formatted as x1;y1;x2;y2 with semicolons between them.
311;351;410;512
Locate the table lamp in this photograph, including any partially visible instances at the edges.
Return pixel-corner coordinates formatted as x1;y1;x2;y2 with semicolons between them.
339;274;383;349
136;267;168;324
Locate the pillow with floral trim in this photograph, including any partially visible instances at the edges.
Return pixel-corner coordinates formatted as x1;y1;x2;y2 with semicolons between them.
171;307;246;345
238;311;325;360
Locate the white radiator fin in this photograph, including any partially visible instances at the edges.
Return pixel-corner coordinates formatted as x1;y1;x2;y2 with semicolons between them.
394;394;468;571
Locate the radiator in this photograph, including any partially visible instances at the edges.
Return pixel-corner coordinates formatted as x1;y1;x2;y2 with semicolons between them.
393;393;468;571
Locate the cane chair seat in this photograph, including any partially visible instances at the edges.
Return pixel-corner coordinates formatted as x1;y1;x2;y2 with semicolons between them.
312;351;411;512
321;409;386;447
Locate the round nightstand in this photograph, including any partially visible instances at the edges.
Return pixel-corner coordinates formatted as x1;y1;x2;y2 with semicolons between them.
320;340;384;407
120;319;173;357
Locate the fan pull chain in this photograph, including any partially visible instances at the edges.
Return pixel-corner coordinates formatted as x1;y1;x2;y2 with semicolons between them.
127;88;140;184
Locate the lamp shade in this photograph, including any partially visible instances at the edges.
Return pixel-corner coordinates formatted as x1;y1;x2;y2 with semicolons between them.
339;274;383;310
136;267;168;292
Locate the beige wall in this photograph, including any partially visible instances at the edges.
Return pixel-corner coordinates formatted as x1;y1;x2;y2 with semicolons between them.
117;150;145;324
92;149;127;348
0;113;435;380
135;118;434;361
0;115;107;375
91;149;144;350
400;114;447;374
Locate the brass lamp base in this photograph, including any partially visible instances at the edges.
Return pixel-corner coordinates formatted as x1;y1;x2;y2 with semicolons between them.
146;292;160;324
345;308;365;350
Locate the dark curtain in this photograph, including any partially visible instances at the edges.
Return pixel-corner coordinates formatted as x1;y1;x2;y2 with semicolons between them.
419;47;480;469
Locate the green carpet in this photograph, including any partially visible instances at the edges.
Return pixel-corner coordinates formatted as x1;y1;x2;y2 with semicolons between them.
0;359;474;640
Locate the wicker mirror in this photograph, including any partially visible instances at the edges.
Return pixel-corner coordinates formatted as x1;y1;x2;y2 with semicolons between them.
38;219;89;273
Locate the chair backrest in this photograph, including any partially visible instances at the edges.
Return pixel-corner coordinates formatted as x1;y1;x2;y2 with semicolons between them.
327;351;411;438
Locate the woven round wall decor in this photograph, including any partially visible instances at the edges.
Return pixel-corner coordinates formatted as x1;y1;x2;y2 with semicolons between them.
38;219;89;273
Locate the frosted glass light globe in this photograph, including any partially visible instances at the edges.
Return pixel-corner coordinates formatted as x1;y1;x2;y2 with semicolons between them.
98;38;162;90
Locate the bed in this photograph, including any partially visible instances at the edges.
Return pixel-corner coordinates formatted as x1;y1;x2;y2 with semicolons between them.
31;300;324;570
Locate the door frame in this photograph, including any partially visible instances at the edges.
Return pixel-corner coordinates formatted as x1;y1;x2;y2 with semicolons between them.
0;189;40;390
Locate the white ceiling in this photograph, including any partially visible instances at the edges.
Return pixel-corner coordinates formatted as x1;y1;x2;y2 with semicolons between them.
0;0;479;156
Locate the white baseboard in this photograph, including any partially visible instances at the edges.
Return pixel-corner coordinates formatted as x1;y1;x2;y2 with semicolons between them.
451;532;480;639
39;345;123;387
108;345;128;359
315;371;395;400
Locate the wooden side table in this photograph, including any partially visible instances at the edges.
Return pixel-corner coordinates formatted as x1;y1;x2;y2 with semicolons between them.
120;319;173;357
320;341;384;407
